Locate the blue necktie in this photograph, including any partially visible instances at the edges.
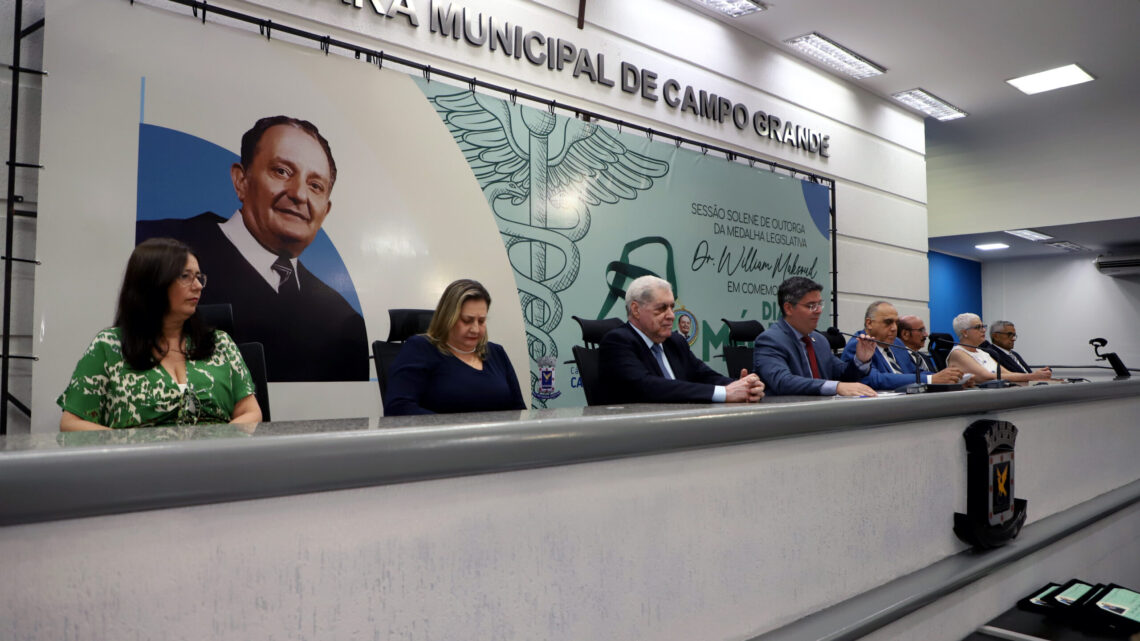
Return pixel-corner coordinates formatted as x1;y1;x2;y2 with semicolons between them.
651;343;673;380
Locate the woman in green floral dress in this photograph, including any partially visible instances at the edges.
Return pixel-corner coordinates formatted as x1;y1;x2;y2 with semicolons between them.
58;238;262;430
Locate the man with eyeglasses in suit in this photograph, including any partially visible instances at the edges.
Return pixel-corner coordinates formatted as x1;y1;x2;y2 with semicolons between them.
981;320;1033;374
897;315;937;372
752;276;877;396
840;303;964;390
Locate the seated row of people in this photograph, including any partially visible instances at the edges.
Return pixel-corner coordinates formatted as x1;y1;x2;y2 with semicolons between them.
945;313;1051;384
58;240;523;428
57;241;1047;430
601;274;1051;403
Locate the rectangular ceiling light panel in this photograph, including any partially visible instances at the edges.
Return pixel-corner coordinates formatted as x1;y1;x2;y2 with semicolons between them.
688;0;766;18
1004;229;1053;242
1047;241;1087;253
975;243;1010;251
784;32;885;80
891;88;967;121
1007;64;1094;95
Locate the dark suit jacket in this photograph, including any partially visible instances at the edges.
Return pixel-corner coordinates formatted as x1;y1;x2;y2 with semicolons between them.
599;322;731;404
753;320;865;395
887;340;936;373
840;332;926;390
980;341;1031;374
137;212;369;382
916;351;937;372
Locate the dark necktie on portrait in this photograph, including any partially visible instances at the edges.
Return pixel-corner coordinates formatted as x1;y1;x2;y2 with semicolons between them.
272;255;300;299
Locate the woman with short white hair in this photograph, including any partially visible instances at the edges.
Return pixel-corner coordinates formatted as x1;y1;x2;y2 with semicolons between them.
946;312;1051;384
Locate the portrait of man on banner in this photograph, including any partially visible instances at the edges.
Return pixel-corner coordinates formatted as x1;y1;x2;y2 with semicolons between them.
136;115;369;383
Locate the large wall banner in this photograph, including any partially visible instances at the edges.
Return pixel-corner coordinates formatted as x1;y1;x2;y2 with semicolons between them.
32;0;830;425
416;81;831;406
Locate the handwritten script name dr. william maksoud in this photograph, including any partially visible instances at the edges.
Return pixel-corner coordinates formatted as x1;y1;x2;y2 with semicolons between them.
691;240;819;279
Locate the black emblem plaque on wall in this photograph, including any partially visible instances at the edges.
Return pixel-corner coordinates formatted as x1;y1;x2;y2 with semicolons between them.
954;419;1028;549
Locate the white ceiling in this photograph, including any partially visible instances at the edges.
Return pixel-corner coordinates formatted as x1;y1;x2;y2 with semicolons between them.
672;0;1140;261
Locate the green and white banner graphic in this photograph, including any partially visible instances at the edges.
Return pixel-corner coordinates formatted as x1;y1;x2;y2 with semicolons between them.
418;81;832;407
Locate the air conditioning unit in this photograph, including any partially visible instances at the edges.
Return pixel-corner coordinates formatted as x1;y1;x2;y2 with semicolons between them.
1095;253;1140;277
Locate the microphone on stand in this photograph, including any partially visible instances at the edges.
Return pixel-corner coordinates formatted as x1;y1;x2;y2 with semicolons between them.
929;335;1016;389
824;328;959;394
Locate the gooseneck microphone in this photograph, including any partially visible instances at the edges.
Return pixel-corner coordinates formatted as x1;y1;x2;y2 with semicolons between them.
825;328;921;383
1089;338;1132;380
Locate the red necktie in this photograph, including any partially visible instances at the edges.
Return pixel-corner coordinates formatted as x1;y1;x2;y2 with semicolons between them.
802;335;821;379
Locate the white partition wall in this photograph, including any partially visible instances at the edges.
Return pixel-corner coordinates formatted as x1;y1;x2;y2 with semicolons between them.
983;255;1140;367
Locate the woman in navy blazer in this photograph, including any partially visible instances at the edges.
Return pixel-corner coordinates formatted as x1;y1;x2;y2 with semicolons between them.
383;279;526;415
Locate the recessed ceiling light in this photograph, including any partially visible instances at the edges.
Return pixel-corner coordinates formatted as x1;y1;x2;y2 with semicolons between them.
784;33;885;80
891;89;967;121
1004;229;1054;242
1047;241;1088;253
686;0;767;18
1007;64;1094;95
975;243;1010;251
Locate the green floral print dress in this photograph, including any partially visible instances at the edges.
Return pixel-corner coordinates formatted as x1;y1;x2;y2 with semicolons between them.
57;327;256;428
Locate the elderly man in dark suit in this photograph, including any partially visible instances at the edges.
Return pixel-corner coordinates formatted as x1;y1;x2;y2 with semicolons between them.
599;275;764;404
982;320;1033;374
753;277;876;396
137;116;368;382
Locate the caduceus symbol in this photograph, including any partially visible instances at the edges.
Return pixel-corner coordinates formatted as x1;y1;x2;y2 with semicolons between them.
428;90;669;404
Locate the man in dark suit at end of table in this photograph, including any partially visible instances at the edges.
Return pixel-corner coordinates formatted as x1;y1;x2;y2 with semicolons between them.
599;275;765;404
137;116;368;382
981;320;1033;374
752;276;877;396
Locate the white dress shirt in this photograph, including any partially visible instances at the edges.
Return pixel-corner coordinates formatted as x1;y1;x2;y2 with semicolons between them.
219;211;300;293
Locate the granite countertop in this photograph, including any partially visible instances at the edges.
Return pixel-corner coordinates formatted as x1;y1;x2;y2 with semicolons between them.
2;378;1136;526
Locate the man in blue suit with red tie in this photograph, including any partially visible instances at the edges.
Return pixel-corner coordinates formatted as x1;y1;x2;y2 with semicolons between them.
599;275;765;404
752;277;877;396
839;302;964;391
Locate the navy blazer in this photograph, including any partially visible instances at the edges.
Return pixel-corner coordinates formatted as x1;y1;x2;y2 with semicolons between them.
383;336;526;415
909;351;937;373
753;320;865;395
981;342;1031;374
599;323;731;404
887;341;936;373
840;332;926;390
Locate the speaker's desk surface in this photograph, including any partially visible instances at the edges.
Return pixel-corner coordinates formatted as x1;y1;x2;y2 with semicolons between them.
2;378;1136;526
